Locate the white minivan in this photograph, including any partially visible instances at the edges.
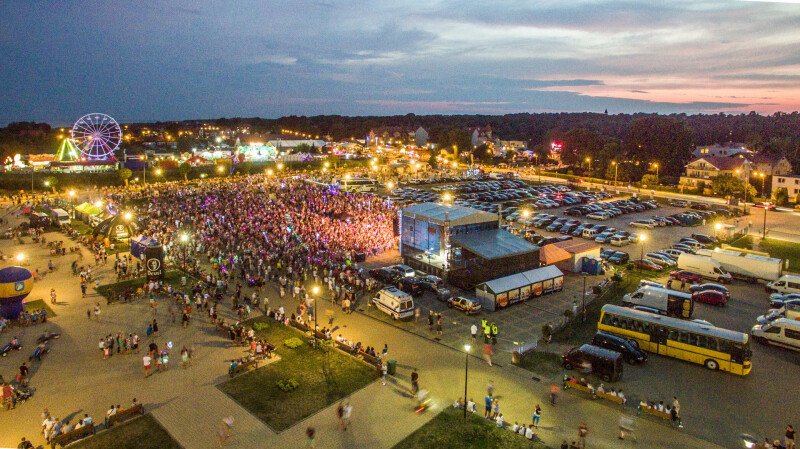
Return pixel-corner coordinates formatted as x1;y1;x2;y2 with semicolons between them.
372;287;415;320
751;318;800;351
582;228;599;239
766;275;800;294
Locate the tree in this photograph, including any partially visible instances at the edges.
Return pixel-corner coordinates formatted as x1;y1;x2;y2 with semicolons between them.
711;174;745;196
118;168;133;186
773;187;789;206
178;162;191;181
427;148;439;170
640;174;659;187
472;144;493;162
434;128;472;154
623;116;694;179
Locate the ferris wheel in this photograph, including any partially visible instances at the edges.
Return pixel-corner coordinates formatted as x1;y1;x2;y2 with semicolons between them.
71;113;122;160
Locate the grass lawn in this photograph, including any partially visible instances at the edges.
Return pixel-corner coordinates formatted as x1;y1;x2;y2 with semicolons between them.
393;407;547;449
97;271;194;303
759;238;800;272
70;414;182;449
218;317;378;431
727;235;754;250
69;219;94;235
24;298;57;317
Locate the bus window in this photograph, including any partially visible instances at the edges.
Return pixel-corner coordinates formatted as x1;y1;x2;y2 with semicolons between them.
679;331;690;344
688;333;700;346
668;329;679;341
706;338;718;351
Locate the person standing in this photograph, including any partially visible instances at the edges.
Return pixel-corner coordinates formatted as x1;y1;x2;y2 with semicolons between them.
436;314;443;336
342;402;352;431
381;361;388;386
470;324;478;343
428;310;434;331
484;394;492;418
50;289;57;305
143;354;152;378
787;424;796;449
305;427;316;449
93;303;101;320
411;369;419;394
152;319;159;337
532;404;541;428
618;414;635;441
482;342;494;366
381;344;388;358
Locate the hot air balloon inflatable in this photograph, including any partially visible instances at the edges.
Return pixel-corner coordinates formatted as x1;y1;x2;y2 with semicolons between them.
0;266;34;319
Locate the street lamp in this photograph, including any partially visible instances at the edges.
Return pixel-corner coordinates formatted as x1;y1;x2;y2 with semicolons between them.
311;286;321;347
735;168;750;214
266;168;274;176
123;211;132;221
714;222;722;239
15;253;24;263
463;344;471;419
611;161;618;187
639;234;648;270
441;192;453;204
756;172;766;198
216;165;225;174
652;162;659;184
521;209;531;219
386;181;395;191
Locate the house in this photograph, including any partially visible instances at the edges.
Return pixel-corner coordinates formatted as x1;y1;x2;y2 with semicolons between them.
772;174;800;201
679;156;751;187
746;153;792;176
470;126;493;147
692;143;751;159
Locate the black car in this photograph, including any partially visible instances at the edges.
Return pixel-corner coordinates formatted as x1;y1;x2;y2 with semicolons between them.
396;277;424;297
608;251;629;264
690;233;716;245
591;332;648;364
369;268;399;284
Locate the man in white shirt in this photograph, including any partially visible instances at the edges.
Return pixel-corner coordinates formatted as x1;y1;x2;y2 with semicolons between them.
525;425;534;439
42;416;56;441
143;354;152;377
466;398;476;413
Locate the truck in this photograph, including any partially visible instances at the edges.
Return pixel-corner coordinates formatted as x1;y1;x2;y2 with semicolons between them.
709;248;783;282
676;253;732;283
49;208;71;226
622;286;694;319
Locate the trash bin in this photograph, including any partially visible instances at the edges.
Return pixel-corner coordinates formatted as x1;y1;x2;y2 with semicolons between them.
387;358;397;375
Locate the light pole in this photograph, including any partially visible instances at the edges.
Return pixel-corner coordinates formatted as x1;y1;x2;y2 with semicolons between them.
611;161;618;187
639;234;647;271
581;273;587;322
757;172;766;199
312;286;320;347
463;344;471;419
736;168;750;214
141;155;148;184
762;204;769;238
652;162;659;185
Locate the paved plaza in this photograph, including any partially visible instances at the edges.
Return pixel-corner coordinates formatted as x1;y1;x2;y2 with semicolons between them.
0;203;726;449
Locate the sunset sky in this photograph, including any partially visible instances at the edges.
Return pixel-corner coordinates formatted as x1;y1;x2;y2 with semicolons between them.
2;0;800;124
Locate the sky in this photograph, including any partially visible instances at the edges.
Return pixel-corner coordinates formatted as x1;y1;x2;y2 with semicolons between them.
1;0;800;125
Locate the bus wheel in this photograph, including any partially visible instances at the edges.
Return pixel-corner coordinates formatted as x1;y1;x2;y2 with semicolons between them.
704;359;719;370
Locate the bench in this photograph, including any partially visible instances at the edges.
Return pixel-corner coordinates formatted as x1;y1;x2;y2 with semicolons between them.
640;406;672;421
596;391;624;405
106;403;144;428
290;320;309;332
334;340;355;353
51;423;96;448
229;359;258;377
563;380;594;395
358;350;381;367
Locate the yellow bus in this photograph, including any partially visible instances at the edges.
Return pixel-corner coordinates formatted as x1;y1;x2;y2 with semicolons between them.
598;304;752;375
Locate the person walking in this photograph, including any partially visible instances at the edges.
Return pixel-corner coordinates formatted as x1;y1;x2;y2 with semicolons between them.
436;314;443;336
381;361;388;386
484;394;492;418
411;369;419;395
549;383;560;405
336;403;345;430
428;310;434;331
381;343;388;359
482;342;494;366
578;423;588;449
93;303;101;320
50;289;56;305
671;396;683;428
305;427;316;449
342;402;352;431
470;324;478;343
618;414;636;441
152;319;159;337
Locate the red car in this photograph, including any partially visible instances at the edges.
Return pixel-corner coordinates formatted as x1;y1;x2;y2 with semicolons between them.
691;290;727;306
753;202;776;210
669;270;703;284
632;259;662;271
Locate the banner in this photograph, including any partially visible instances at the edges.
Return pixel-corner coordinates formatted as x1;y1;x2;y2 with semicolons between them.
144;244;165;281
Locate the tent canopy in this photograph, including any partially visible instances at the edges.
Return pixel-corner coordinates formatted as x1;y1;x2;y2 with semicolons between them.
478;265;564;295
552;239;600;254
75;202;103;216
540;245;571;265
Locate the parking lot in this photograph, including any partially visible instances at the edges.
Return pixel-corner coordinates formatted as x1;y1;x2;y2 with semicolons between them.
383;178;800;447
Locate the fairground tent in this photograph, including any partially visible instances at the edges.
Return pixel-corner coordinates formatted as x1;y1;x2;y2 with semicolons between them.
94;214;140;241
539;244;571;265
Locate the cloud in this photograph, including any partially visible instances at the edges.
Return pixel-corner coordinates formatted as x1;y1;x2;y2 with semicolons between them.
251;55;298;66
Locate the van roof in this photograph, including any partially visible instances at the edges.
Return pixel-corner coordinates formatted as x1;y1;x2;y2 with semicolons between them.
381;286;411;298
578;344;622;360
770;318;800;327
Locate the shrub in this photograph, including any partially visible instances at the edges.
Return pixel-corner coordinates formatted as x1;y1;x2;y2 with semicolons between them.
283;337;304;349
541;323;552;339
252;322;269;331
563;309;574;320
276;378;300;392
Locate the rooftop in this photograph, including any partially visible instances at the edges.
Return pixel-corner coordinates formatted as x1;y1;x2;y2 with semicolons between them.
450;229;539;260
402;202;498;226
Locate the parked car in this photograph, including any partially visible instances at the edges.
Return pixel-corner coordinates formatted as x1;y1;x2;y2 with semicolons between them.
669;200;688;207
591;332;648;364
753;202;776;210
632;259;662;271
690;233;716;245
369;268;400;284
448;296;482;314
688;283;730;299
396;277;424;297
629;220;655;229
692;290;728;306
561;344;623;382
432;285;454;302
669;270;704;284
645;252;676;266
608;251;630;264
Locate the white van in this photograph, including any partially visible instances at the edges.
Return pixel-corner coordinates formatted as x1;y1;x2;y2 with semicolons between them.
622;286;693;318
609;235;629;247
391;264;416;278
766;275;800;294
50;208;71;225
676;253;732;283
751;318;800;351
582;228;599;239
372;287;415;320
